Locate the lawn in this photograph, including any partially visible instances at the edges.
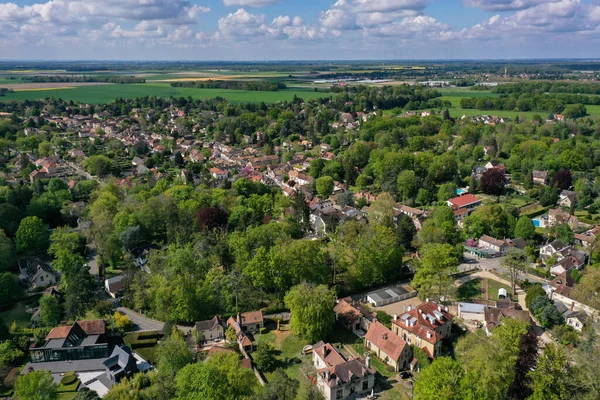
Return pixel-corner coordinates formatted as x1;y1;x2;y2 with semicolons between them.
457;278;483;301
255;324;310;382
0;302;33;329
0;83;329;104
509;195;535;207
487;279;513;301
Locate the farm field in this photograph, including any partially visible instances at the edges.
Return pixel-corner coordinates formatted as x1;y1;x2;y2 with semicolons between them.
0;83;328;104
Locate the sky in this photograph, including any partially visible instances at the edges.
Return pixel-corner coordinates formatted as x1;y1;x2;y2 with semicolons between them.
1;0;600;60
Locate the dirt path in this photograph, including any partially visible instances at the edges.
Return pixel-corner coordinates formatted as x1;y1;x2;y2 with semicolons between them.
482;277;489;301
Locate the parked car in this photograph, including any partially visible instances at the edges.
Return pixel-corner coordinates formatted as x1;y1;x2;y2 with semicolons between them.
400;371;412;379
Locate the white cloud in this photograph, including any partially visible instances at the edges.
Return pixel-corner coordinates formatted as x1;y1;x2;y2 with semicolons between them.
222;0;277;6
0;0;209;26
463;0;560;11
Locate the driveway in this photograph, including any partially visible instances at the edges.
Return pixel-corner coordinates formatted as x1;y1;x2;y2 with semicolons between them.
117;307;194;334
460;253;547;284
117;307;164;332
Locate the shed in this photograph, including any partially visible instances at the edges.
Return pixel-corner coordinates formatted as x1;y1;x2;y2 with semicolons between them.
458;302;486;321
366;285;417;307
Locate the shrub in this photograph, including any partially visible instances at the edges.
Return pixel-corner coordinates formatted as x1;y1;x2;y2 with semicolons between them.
60;372;77;385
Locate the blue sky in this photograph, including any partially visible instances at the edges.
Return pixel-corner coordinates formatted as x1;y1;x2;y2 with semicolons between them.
1;0;600;60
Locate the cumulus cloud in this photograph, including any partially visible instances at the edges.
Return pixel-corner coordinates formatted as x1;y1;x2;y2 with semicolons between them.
223;0;277;6
463;0;560;11
0;0;209;26
319;0;430;34
217;8;321;40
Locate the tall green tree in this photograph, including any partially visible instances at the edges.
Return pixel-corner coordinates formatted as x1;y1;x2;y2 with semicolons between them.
284;283;335;343
503;250;528;295
15;216;49;255
528;344;575;400
514;216;536;241
0;228;14;272
39;295;62;327
175;352;256;400
256;369;300;400
315;176;334;199
14;370;58;400
412;243;458;301
414;357;463;400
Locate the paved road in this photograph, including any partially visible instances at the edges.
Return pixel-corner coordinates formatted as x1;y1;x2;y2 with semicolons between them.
460;253;547;285
117;307;165;332
117;307;193;334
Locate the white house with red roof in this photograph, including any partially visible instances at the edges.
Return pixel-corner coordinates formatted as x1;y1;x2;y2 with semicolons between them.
447;194;481;211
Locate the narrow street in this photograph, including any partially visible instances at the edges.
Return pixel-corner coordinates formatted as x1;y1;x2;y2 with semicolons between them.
116;306;193;334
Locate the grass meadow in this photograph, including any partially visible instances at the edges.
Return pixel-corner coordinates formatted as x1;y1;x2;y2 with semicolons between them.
0;82;327;104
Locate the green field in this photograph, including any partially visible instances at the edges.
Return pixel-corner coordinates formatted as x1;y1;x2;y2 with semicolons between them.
0;83;327;104
0;302;32;329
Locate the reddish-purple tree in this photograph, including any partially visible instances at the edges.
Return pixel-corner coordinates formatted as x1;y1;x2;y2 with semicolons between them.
197;207;228;231
480;168;506;196
551;169;572;191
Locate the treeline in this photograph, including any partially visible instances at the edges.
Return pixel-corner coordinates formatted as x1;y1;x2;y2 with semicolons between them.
20;76;146;84
495;81;600;95
460;94;587;117
331;85;445;110
0;88;13;96
170;80;286;91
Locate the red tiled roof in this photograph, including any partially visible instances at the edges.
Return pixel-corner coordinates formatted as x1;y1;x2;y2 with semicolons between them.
240;310;263;325
45;326;72;340
448;194;481;208
392;302;454;345
364;321;407;362
77;320;106;335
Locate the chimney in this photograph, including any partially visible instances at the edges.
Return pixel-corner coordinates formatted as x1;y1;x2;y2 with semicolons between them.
237;313;241;324
365;355;371;369
383;333;388;340
393;314;398;321
426;298;429;303
325;370;330;380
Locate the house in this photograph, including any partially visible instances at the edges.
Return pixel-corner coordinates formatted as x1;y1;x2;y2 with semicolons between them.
236;310;264;334
484;307;531;334
559;190;577;208
485;160;502;170
364;321;412;372
394;205;427;230
312;342;375;400
549;254;585;276
458;302;486;321
103;345;137;383
447;194;481;212
540;239;567;260
564;310;588;332
532;170;549;185
334;298;376;333
574;226;600;247
209;167;228;181
18;258;57;289
194;316;224;342
29;320;108;363
226;317;254;352
547;208;579;229
391;301;454;358
478;235;508;255
104;275;124;299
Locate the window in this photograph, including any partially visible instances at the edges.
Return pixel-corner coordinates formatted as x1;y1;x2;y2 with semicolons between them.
362;381;369;391
336;389;343;399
